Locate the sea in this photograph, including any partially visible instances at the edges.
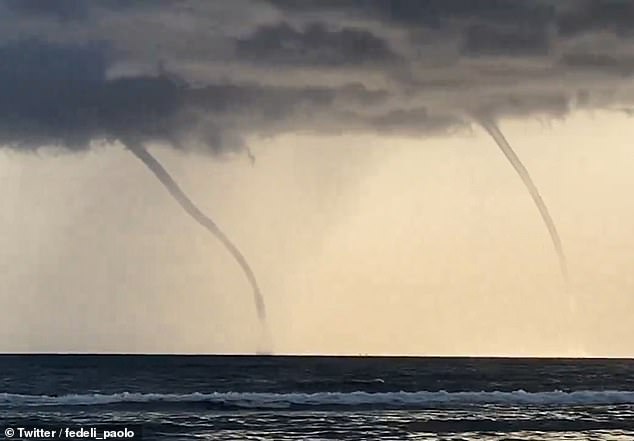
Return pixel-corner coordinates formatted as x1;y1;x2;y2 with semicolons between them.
2;355;634;440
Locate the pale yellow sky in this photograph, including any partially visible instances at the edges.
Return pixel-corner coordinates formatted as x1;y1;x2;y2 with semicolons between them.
1;110;633;356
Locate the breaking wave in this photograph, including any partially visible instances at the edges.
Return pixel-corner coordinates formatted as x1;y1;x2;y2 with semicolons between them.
3;390;634;409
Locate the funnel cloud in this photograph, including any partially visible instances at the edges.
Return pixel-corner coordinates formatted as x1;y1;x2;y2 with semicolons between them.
475;116;569;284
126;142;268;325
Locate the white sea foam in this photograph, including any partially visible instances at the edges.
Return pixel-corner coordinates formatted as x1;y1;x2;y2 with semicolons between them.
2;390;634;408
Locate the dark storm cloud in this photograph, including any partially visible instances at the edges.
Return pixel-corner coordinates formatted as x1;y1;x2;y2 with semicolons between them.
1;0;634;153
3;0;90;20
268;0;553;27
368;108;463;135
266;0;634;66
476;94;570;120
557;0;634;37
236;22;401;67
461;24;550;57
3;0;178;21
267;0;634;39
560;53;634;76
0;40;180;149
0;39;418;153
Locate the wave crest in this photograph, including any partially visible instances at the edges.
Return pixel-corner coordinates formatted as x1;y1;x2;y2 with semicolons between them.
3;390;634;409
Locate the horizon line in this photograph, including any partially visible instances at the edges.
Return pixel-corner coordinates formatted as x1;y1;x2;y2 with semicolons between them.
1;352;633;360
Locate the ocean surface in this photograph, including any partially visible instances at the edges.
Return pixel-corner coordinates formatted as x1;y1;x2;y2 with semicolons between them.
2;356;634;440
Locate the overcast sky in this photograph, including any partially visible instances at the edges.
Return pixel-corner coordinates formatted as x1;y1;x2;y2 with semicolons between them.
1;0;634;355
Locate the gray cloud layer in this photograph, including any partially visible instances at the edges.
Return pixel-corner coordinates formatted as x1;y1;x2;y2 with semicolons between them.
1;0;634;153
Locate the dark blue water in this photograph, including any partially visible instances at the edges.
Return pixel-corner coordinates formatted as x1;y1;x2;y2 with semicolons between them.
2;355;634;440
